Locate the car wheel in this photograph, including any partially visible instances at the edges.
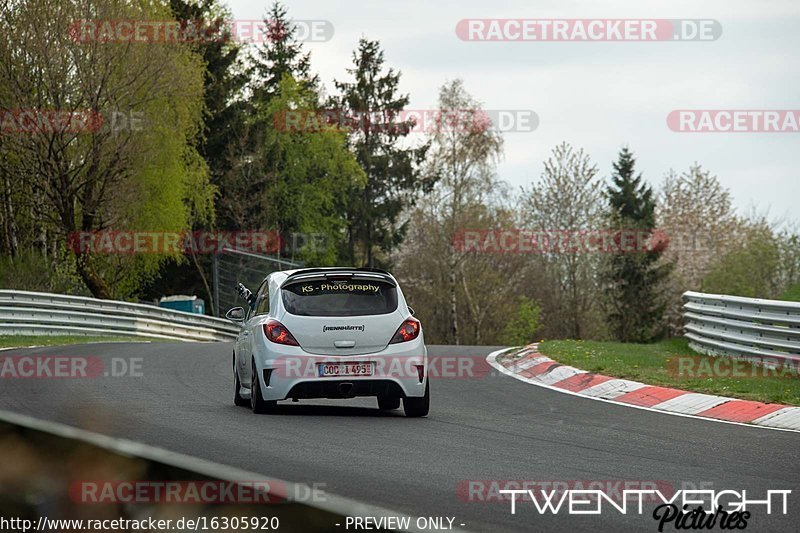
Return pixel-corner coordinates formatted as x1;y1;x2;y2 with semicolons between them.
251;359;277;414
403;381;429;417
233;357;248;407
377;395;401;410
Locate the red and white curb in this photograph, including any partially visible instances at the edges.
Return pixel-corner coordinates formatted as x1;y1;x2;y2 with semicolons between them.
487;344;800;433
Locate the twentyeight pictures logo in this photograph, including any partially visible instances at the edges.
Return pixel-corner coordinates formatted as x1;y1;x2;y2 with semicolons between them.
499;488;791;531
456;19;722;41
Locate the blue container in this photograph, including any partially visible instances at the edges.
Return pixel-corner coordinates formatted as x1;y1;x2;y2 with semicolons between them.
159;295;205;315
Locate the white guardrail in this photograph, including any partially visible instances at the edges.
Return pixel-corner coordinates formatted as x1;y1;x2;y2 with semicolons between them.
683;291;800;362
0;290;238;342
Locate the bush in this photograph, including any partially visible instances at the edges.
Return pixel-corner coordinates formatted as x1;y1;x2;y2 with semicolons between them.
0;249;88;295
500;297;542;346
701;226;781;298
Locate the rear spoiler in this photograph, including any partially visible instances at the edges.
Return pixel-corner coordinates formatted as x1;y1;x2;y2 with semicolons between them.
281;268;396;288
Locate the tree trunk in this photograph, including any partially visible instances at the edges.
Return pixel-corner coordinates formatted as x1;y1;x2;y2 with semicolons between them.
1;173;18;255
74;250;111;299
364;183;373;268
449;262;458;345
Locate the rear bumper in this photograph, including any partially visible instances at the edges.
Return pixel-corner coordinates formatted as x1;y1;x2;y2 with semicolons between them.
286;379;407;400
252;338;428;401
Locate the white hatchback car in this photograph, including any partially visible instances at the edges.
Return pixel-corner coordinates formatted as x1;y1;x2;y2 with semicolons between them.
227;268;429;417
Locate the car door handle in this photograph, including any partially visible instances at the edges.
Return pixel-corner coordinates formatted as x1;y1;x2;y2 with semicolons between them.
334;340;356;348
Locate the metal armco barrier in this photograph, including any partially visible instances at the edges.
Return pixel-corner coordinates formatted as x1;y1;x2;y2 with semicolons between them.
0;290;237;342
683;291;800;362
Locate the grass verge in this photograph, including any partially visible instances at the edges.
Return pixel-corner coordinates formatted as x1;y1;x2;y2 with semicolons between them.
538;338;800;406
0;335;156;349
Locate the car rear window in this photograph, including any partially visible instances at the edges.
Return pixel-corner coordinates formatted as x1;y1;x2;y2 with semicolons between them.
282;279;398;317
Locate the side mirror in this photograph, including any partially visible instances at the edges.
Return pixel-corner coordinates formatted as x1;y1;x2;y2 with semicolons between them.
408;306;416;316
226;307;245;323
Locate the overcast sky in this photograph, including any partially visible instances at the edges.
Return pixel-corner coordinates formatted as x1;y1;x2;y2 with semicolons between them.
228;0;799;223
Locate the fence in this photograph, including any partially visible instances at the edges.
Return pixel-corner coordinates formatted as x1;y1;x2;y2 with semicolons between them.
212;248;301;317
682;291;800;362
0;290;238;342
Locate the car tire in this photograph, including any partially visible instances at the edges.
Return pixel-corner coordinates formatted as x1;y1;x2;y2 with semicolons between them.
251;359;277;414
233;357;248;407
403;381;429;417
377;395;401;410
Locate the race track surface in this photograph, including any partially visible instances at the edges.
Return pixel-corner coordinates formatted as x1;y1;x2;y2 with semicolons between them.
1;342;797;532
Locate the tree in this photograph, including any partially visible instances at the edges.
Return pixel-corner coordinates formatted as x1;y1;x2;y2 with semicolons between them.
215;1;315;233
657;164;743;333
0;0;213;299
247;77;366;264
394;185;528;345
777;230;800;299
701;223;782;298
521;142;604;339
250;1;318;106
142;0;250;308
332;38;431;267
398;80;500;344
604;147;671;342
215;0;341;257
700;218;800;300
169;0;247;184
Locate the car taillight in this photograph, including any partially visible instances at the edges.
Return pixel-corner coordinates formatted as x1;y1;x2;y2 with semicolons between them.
389;318;420;344
263;319;299;346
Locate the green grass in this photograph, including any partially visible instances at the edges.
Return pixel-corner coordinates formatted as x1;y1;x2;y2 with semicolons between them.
0;335;156;348
538;338;800;406
780;282;800;302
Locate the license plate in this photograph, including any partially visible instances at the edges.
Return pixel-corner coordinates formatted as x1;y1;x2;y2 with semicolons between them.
318;362;373;377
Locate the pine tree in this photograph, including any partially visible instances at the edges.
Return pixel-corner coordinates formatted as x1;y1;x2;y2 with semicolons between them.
147;0;249;308
604;147;671;342
218;1;326;244
169;0;247;214
250;1;318;106
332;38;432;267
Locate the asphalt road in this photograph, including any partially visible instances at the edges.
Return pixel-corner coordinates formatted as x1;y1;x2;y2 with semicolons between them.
1;342;798;532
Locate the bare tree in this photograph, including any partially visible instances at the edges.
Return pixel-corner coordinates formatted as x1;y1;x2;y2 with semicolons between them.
424;80;502;344
520;142;604;339
394;79;508;344
657;164;743;332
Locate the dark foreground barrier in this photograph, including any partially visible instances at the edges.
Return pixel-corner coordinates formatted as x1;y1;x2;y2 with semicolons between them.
0;410;406;532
